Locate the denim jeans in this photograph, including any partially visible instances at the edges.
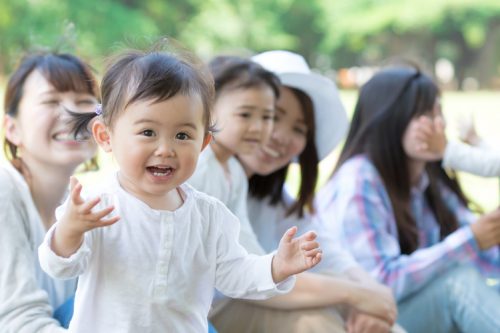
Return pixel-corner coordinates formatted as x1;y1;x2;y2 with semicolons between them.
397;265;500;333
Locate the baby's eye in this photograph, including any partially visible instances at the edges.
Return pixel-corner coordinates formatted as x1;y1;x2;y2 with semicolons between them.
263;114;274;121
176;132;190;140
141;130;155;137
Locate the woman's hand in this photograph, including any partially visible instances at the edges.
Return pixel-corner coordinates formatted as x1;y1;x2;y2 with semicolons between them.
470;208;500;250
346;310;392;333
347;282;397;325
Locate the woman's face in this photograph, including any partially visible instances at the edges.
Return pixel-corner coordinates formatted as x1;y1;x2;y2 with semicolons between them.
402;97;444;162
239;86;308;176
5;70;97;171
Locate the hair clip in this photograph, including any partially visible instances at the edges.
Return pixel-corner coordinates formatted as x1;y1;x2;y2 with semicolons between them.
95;103;103;116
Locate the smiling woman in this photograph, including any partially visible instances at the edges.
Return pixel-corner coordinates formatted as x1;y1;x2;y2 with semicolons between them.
0;52;99;332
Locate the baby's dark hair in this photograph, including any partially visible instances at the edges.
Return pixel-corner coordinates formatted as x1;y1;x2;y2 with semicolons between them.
72;42;215;137
208;55;280;99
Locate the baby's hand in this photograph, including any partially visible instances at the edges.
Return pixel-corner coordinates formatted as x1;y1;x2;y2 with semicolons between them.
60;177;120;236
457;113;481;146
412;115;447;160
271;226;322;283
52;177;120;257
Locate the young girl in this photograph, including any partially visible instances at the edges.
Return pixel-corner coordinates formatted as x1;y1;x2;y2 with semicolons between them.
317;66;500;332
210;50;400;333
1;52;99;332
38;46;322;333
188;56;278;255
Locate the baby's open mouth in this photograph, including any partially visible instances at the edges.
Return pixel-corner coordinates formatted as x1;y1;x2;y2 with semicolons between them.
146;166;173;177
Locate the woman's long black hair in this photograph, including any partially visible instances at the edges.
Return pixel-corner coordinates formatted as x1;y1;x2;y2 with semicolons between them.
334;67;469;254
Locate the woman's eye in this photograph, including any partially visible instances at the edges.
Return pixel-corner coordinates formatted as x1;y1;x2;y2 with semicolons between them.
176;132;190;140
239;113;251;118
263;115;274;121
294;127;307;135
141;130;155;137
77;100;96;105
43;100;59;105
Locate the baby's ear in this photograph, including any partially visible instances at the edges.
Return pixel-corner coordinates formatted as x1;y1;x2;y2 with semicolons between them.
92;120;112;152
201;133;212;151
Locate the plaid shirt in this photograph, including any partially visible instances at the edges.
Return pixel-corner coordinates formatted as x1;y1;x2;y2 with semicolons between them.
316;155;500;301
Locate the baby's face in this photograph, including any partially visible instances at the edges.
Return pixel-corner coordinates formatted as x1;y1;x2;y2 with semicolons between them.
106;94;208;205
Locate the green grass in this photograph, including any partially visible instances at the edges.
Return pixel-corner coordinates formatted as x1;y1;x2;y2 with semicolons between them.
2;88;499;211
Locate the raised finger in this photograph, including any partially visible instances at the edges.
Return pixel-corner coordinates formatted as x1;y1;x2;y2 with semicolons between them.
296;231;317;244
301;241;319;251
87;206;115;221
79;197;102;214
282;226;298;243
98;216;120;227
304;248;322;259
70;181;84;205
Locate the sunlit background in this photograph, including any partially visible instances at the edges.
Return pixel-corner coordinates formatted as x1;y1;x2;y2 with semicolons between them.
1;0;500;211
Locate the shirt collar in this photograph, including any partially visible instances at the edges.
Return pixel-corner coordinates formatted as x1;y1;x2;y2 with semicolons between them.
411;171;430;195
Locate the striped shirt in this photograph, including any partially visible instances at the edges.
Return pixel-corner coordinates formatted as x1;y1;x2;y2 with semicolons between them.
315;154;500;301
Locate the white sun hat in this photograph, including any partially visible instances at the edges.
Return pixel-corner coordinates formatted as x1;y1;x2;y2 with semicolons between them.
252;50;349;160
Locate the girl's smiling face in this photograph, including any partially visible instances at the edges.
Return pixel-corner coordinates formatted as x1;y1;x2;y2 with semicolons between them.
210;85;275;161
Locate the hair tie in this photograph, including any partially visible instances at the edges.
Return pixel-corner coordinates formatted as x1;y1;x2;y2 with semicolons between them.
95;103;103;116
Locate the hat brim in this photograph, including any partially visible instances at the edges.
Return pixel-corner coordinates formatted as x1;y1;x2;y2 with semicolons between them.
278;72;349;160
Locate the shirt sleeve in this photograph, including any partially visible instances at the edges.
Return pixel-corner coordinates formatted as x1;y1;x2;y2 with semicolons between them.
322;161;483;301
0;177;66;333
230;162;266;256
213;203;294;299
190;154;267;256
443;140;500;177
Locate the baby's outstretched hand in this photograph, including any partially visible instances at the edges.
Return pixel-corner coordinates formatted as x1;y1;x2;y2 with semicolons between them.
61;177;120;234
52;177;120;257
271;226;322;283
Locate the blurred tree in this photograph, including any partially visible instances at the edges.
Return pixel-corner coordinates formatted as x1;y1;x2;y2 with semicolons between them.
317;0;500;88
2;0;500;88
0;0;158;74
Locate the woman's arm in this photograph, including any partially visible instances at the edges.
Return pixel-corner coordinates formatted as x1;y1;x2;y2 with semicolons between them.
248;271;396;324
0;186;65;332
